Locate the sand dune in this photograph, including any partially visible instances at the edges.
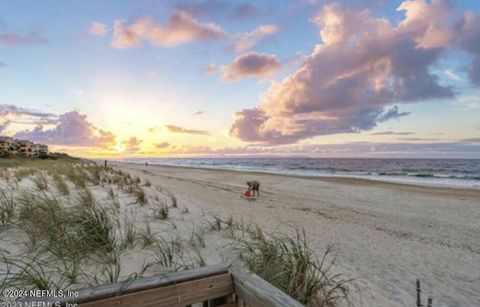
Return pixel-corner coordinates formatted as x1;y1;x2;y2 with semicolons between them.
112;162;480;307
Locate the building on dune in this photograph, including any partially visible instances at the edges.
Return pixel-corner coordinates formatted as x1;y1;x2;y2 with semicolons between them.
0;136;48;157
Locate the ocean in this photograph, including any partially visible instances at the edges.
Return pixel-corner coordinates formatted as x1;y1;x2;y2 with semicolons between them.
124;158;480;189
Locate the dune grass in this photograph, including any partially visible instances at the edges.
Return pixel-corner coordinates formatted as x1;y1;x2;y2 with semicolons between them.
0;158;210;292
0;158;352;306
0;189;15;226
227;221;353;306
52;173;69;195
155;205;169;220
134;186;147;205
139;223;157;248
33;173;49;191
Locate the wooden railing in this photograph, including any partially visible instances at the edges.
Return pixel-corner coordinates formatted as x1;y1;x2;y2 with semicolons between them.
27;264;304;307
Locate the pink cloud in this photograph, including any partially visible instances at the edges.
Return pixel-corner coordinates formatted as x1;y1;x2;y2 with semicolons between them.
232;24;279;53
166;125;211;135
155;142;170;149
13;111;116;147
0;31;47;47
122;137;142;153
111;12;228;49
89;22;108;36
203;63;217;74
222;52;281;82
230;0;477;145
0;104;57;131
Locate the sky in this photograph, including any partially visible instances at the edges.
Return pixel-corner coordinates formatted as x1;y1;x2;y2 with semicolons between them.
1;0;480;158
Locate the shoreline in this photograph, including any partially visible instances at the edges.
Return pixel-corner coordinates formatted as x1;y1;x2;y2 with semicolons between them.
112;160;480;197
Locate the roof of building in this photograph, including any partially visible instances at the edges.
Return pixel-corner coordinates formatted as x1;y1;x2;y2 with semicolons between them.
17;140;33;144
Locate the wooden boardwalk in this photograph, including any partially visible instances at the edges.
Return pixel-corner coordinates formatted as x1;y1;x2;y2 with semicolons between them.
29;264;304;307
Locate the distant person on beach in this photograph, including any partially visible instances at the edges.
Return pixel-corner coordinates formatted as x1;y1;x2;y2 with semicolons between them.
246;180;260;197
104;160;107;168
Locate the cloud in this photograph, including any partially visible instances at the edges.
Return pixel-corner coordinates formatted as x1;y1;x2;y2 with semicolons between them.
167;141;480;158
166;124;211;135
155;142;170;149
0;31;47;47
230;1;480;145
111;12;228;49
89;22;108;36
457;12;480;85
461;138;480;143
371;131;414;136
122;137;142;154
232;24;279;53
0;104;57;127
13;111;116;147
397;137;441;141
377;106;410;122
454;94;480;109
222;52;281;81
202;63;217;74
0;120;10;133
0;104;55;119
444;70;461;81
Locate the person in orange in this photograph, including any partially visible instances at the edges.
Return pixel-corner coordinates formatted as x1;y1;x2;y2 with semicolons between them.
246;180;260;197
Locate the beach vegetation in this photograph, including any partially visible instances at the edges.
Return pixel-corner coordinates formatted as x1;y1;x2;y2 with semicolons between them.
134;186;147;205
155;205;169;220
52;173;69;196
121;215;137;250
229;224;353;306
33;173;49;191
189;228;206;248
139;223;157;248
0;189;16;226
0;158;354;306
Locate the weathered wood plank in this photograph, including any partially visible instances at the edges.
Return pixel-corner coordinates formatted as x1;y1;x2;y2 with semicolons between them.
23;265;228;305
236;297;246;307
80;273;233;307
228;264;304;307
233;279;268;307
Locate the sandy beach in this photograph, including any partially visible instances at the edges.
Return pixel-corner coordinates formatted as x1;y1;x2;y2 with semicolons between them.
111;161;480;307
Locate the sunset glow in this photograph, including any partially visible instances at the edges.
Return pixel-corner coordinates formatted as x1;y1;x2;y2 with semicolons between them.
1;0;479;158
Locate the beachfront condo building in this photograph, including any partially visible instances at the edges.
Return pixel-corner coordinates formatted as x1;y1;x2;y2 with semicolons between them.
0;136;48;157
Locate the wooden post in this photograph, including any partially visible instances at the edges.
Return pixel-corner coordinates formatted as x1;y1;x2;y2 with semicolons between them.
416;279;423;307
229;263;304;307
427;297;433;307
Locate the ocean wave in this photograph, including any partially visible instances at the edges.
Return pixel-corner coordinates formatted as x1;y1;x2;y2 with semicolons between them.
123;158;480;189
